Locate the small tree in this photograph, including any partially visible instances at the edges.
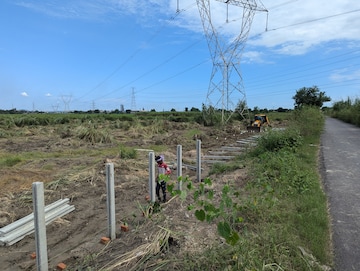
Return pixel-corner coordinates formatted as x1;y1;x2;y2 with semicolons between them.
190;107;200;112
293;86;331;108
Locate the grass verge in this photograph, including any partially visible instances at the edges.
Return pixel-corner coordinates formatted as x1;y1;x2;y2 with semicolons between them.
170;106;332;270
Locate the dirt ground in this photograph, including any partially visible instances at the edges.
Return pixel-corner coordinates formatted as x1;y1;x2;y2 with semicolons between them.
0;120;256;271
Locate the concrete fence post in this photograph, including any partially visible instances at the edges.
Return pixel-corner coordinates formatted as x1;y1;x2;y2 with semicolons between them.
196;139;202;182
177;145;183;190
32;182;49;271
149;152;156;202
105;163;116;240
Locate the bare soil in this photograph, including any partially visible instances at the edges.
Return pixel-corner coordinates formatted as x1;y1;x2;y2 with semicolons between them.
0;121;255;271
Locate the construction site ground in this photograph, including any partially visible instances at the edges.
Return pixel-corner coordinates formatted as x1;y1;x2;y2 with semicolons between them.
0;120;278;270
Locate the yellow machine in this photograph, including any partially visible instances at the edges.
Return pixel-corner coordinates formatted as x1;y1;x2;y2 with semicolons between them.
247;114;270;132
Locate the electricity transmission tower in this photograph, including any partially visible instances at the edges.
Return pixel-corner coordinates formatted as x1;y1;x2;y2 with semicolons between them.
61;95;72;112
131;87;136;111
51;103;60;112
192;0;267;124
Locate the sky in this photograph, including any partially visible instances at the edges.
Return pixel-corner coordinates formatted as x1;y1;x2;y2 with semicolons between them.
1;0;360;112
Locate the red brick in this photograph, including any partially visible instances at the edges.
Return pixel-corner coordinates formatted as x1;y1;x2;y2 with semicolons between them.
121;224;129;232
57;262;67;270
100;236;110;244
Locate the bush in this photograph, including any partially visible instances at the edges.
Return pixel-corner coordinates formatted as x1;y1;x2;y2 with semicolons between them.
253;128;303;154
291;106;324;137
331;98;360;127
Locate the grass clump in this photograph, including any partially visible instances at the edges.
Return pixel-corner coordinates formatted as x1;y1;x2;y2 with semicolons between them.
0;156;22;167
75;125;113;144
209;159;245;175
118;144;137;159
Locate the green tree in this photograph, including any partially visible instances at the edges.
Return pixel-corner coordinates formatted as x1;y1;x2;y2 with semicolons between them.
190;107;200;112
293;86;331;108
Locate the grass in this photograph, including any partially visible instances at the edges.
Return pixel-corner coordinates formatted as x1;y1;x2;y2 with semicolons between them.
208;158;246;175
0;155;22;167
167;106;332;271
118;144;137;159
330;97;360;127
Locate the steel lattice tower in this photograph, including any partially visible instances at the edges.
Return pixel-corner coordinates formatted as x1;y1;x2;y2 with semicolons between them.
196;0;267;124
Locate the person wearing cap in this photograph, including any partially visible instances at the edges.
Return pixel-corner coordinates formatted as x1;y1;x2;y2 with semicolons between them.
155;155;171;203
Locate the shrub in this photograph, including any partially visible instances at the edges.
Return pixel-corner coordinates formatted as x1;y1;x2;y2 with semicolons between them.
291;106;324;137
253;128;303;154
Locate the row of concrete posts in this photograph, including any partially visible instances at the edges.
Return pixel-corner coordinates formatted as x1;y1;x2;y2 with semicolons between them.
31;140;202;270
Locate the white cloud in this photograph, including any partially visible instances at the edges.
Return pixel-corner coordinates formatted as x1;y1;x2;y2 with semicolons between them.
15;0;360;55
248;0;360;52
45;93;52;97
242;50;269;63
174;1;360;55
14;0;173;22
329;68;360;82
21;92;29;97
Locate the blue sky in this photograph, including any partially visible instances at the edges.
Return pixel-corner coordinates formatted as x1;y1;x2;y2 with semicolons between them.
1;0;359;112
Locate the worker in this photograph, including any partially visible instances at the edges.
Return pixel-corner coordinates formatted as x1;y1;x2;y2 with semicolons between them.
155;155;171;203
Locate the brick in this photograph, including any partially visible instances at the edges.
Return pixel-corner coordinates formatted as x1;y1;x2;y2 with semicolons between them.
121;224;129;232
100;236;110;244
57;262;67;270
30;252;36;259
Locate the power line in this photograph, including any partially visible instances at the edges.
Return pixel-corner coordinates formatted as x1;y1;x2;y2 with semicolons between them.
245;52;360;89
73;3;360;110
267;8;360;31
98;38;205;99
74;2;197;104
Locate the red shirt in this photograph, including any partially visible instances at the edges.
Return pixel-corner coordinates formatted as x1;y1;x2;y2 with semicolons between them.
157;162;171;176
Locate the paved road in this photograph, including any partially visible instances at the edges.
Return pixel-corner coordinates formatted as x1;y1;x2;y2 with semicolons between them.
321;117;360;271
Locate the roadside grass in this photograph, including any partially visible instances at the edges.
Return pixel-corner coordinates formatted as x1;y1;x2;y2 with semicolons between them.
170;106;332;271
330;97;360;127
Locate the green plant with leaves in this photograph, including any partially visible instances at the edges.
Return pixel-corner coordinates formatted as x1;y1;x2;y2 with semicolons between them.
169;177;241;246
137;201;162;219
254;128;303;153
